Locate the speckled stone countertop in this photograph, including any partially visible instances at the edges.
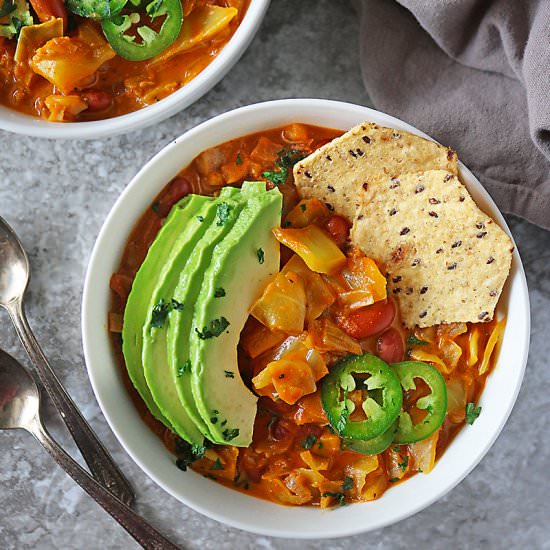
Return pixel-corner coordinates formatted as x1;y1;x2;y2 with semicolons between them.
0;1;548;548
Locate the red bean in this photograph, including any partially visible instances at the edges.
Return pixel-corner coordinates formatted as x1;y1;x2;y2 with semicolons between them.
325;215;350;247
83;90;113;112
337;300;396;339
376;327;405;363
160;177;192;213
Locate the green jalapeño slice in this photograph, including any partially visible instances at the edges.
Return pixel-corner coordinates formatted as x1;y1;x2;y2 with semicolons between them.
321;353;402;441
391;361;448;444
102;0;183;62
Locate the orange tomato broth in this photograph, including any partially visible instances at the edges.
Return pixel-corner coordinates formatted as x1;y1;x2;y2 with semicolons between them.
109;123;502;507
0;0;248;121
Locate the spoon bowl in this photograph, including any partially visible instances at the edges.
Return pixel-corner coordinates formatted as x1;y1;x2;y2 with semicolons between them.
0;218;29;306
0;348;180;548
0;348;38;430
0;215;134;504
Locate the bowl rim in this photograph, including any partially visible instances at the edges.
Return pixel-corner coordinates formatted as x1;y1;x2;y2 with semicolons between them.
82;98;530;538
0;0;270;140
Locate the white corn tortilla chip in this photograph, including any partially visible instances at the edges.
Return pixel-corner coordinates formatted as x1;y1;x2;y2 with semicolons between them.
293;122;458;220
350;170;513;328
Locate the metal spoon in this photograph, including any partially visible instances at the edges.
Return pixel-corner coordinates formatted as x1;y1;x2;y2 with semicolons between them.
0;216;134;505
0;348;180;550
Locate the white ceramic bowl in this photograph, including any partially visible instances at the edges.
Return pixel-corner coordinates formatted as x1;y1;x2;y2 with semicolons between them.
82;99;530;538
0;0;270;140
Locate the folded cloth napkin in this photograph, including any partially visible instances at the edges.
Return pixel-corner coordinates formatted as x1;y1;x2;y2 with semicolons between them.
355;0;550;230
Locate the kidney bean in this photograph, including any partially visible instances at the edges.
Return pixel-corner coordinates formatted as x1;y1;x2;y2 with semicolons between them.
325;215;350;247
83;90;113;112
376;327;405;363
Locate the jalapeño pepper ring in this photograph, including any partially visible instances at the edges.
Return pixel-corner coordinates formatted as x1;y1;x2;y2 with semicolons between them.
321;353;402;440
391;361;448;444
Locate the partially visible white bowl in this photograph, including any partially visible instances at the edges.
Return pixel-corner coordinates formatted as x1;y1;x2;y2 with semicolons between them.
0;0;270;140
82;99;530;538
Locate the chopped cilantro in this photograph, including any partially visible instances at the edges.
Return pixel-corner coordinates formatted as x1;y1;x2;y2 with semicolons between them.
195;317;230;339
224;370;235;378
392;446;401;452
177;359;191;377
197;215;204;222
256;248;265;264
343;476;353;491
465;402;482;425
151;201;160;213
335;388;350;434
236;153;243;165
389;477;399;483
317;440;323;449
191;444;205;459
222;428;240;441
214;287;226;298
174;439;205;471
398;455;409;473
322;492;346;506
301;435;317;450
210;458;224;471
171;299;184;311
262;167;288;185
300;203;307;212
216;202;231;226
150;299;170;328
407;335;429;346
277;149;306;169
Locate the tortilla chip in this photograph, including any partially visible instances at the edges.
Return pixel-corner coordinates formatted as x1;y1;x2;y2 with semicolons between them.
350;170;513;328
293;122;458;220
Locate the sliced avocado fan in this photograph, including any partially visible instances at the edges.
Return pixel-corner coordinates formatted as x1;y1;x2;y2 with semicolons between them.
144;189;244;443
122;195;199;426
189;182;282;447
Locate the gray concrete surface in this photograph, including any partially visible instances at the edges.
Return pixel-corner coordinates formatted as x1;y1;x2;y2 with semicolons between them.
0;1;548;548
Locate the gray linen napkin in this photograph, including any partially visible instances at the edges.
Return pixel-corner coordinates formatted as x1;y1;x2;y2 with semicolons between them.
355;0;550;230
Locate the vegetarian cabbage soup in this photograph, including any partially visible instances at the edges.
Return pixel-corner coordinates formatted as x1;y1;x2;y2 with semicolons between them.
0;0;248;121
109;122;512;507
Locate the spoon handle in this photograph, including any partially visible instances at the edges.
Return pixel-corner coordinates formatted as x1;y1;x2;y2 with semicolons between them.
6;299;135;506
30;417;180;550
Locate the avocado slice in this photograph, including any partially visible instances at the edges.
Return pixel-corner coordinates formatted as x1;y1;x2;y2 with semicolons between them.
141;195;220;444
189;185;282;446
122;195;204;426
164;188;247;439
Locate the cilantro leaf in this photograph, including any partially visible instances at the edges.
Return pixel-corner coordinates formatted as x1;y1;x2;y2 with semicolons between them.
222;428;239;442
301;435;317;450
262;167;288;185
398;455;409;473
407;335;429;346
236;153;243;165
171;299;184;311
465;402;482;425
151;299;170;328
210;458;224;471
322;491;346;506
335;388;350;434
343;476;353;491
177;359;191;377
195;317;230;339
